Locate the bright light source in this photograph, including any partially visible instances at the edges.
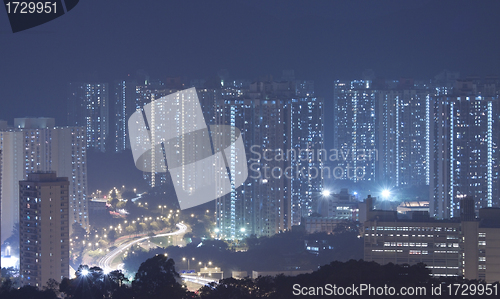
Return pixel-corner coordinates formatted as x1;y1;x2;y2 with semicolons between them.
103;268;110;275
381;189;391;198
353;192;358;195
240;228;246;232
81;269;89;276
214;228;220;233
321;190;331;197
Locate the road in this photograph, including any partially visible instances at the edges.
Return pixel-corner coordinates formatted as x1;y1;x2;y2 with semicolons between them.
181;275;218;288
98;223;188;273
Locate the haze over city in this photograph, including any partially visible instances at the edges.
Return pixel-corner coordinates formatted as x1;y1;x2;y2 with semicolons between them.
0;1;500;298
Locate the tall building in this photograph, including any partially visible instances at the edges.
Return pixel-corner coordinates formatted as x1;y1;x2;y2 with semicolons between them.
335;76;499;219
215;98;289;239
133;84;179;187
334;79;431;186
67;82;109;152
0;118;88;249
429;82;499;219
111;78;137;153
215;81;323;238
333;80;377;182
375;83;430;186
289;97;323;225
19;172;69;287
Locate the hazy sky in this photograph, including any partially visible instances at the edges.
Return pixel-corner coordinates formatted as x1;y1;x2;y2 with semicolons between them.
0;0;499;124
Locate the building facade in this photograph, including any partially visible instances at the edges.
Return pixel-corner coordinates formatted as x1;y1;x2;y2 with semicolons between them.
19;172;69;287
67;82;109;152
363;196;500;282
215;97;289;239
429;85;499;219
334;79;431;186
111;79;137;153
0;118;88;249
333;80;377;182
375;87;430;186
215;81;323;238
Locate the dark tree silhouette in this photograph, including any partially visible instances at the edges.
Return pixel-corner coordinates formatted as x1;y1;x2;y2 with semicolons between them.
132;255;189;299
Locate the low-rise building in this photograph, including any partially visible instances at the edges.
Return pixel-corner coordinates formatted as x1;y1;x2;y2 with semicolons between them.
363;195;500;282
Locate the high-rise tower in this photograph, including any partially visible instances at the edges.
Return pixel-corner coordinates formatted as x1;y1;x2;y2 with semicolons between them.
68;82;109;152
430;92;499;218
0;118;88;249
19;172;69;288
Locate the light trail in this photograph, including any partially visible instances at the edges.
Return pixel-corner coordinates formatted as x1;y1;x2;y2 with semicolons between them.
97;223;187;273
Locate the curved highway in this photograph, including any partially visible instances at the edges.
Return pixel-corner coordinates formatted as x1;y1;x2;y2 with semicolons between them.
181;275;218;286
98;223;188;273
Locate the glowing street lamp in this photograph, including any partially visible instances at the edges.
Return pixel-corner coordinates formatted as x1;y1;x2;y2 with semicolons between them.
381;189;391;199
183;257;195;270
321;190;331;197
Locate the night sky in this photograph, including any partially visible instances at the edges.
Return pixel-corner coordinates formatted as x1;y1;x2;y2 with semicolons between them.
1;0;499;125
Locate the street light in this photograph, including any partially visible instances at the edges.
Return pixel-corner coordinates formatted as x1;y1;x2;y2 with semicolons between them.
183;257;195;270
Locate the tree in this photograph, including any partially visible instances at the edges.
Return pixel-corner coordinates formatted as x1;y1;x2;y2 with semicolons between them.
243;234;259;250
107;229;117;242
43;278;60;297
62;265;132;299
132;255;188;299
121;190;137;200
12;285;58;299
183;232;194;243
192;222;207;238
0;279;13;295
202;239;229;251
71;222;87;240
199;277;255;299
125;225;135;234
116;200;126;209
1;267;16;279
110;197;119;209
150;221;160;231
3;224;20;257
